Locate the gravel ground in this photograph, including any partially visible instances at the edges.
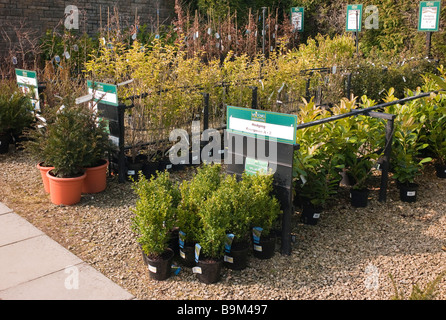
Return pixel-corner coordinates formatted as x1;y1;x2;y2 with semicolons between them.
1;148;445;300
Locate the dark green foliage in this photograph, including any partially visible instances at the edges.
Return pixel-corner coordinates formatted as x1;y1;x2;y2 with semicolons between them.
131;171;180;258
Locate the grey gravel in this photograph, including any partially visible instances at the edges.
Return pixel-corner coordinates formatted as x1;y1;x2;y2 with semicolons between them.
1;148;445;300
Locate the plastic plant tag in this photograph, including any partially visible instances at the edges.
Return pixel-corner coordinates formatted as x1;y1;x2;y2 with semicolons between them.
72;44;78;51
54;55;61;63
224;234;235;253
252;227;263;245
12;56;17;65
254;244;263;252
180;250;185;259
407;191;416;197
224;255;234;263
313;213;320;219
171;265;181;276
195;243;201;263
178;231;186;249
148;265;157;273
192;266;202;274
64;51;70;59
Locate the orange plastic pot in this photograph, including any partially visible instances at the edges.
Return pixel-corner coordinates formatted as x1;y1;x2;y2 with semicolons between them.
82;159;109;194
37;162;55;193
46;170;86;205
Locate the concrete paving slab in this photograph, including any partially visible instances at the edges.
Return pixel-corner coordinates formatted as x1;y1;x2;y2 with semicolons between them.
0;213;44;246
0;262;135;300
0;202;13;215
0;234;83;291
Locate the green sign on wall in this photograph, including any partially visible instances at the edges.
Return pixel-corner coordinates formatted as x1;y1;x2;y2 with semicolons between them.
291;7;304;32
226;106;297;145
346;4;363;32
418;1;441;31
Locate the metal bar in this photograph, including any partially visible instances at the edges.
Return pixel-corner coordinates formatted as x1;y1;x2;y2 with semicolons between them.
203;93;209;131
295;91;435;130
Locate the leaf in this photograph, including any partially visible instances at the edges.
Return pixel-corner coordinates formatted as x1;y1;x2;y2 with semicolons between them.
429;74;446;91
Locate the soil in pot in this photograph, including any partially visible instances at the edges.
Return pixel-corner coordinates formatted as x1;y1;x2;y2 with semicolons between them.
435;164;446;178
46;170;86;206
82;159;109;194
350;188;369;208
252;234;276;260
37;162;55;193
194;258;223;284
142;248;174;281
224;241;250;270
399;183;419;203
301;202;322;225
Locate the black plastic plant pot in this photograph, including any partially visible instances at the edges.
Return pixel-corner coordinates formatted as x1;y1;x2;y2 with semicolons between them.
142;248;174;281
178;243;196;267
252;235;276;260
301;202;322;225
224;241;250;270
195;259;222;284
435;164;446;178
399;183;419;203
350;188;369;208
0;132;11;154
142;161;158;179
168;228;180;257
126;159;144;181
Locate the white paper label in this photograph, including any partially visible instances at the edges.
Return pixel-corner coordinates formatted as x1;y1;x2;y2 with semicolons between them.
148;265;157;273
313;213;321;219
254;244;263;252
127;170;135;175
192;266;202;274
407;191;416;197
224;255;234;263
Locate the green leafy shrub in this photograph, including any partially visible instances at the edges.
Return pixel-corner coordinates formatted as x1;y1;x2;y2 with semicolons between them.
0;80;34;135
176;163;223;244
131;171;180;258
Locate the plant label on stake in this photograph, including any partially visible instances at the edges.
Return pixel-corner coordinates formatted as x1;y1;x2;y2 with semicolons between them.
15;68;40;112
418;1;441;31
346;4;363;32
252;227;263;252
291;7;304;32
192;244;202;274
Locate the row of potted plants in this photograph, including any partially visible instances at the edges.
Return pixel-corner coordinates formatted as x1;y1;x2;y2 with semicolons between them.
293;68;446;225
131;163;282;284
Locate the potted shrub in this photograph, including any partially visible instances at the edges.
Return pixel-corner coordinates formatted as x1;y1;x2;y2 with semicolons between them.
80;108;111;194
221;174;252;270
194;175;232;284
176;163;222;267
44;104;97;205
0;81;34;154
131;171;180;281
344;115;384;208
246;172;281;260
389;99;432;203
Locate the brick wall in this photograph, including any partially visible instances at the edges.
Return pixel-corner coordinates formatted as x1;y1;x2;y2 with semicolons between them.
0;0;176;58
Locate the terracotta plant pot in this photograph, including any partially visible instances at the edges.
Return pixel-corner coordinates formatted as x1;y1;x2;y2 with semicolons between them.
37;162;55;193
82;159;109;194
47;170;86;205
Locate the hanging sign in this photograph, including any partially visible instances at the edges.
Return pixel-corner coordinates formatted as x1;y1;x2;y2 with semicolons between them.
87;80;118;106
226;106;297;145
418;1;441;31
346;4;363;32
291;7;304;32
15;69;40;111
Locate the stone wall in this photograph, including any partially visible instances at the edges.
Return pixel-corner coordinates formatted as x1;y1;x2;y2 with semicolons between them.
0;0;176;58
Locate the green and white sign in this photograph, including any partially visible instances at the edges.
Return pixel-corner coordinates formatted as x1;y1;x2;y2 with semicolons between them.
15;68;40;111
245;157;269;175
291;7;304;32
346;4;363;32
87;80;118;106
418;1;441;31
226;106;297;145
